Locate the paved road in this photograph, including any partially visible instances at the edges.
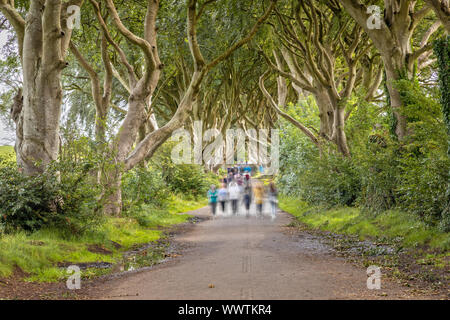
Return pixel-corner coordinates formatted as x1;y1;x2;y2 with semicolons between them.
91;202;425;300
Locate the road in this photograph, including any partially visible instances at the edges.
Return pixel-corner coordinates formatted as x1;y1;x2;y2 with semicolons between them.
90;202;424;300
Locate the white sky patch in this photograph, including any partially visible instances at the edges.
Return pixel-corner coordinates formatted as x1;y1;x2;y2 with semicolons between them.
0;31;7;48
0;30;16;145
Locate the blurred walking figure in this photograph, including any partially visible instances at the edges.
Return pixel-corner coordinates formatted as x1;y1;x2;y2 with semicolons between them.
228;181;240;215
253;181;265;217
243;176;252;217
227;170;234;184
236;174;243;187
259;164;264;175
244;163;252;176
207;185;218;217
217;183;228;214
268;182;278;220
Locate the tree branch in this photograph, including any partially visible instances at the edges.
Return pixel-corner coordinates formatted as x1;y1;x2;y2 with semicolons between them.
206;0;277;71
259;70;320;146
0;0;25;58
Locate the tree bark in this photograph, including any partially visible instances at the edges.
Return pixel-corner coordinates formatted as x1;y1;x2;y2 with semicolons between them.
1;0;83;175
425;0;450;33
332;103;350;157
339;0;433;139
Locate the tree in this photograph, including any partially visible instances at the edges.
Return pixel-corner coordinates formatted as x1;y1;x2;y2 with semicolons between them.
64;0;277;214
261;0;380;156
425;0;450;33
339;0;443;139
0;0;84;174
434;35;450;230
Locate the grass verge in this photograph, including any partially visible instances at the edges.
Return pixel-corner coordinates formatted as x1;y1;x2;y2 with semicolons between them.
280;196;449;292
279;195;450;251
0;196;207;282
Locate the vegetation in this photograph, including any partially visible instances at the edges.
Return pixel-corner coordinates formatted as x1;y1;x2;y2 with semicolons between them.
280;196;450;251
0;146;14;162
434;35;450;231
0;197;204;282
0;139;207;282
0;0;449;287
277;79;449;231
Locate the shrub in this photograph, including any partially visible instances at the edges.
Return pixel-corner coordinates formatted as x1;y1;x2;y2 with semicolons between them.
300;152;361;207
277;112;360;207
0;158;103;235
277;83;449;228
355;143;400;213
149;141;211;198
122;167;170;212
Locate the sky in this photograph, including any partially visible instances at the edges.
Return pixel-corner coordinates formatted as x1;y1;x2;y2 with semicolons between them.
0;30;15;146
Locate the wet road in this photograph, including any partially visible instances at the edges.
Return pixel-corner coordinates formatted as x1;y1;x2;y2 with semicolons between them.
95;205;420;300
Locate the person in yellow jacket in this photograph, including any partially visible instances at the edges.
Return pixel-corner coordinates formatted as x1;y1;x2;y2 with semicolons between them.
253;181;265;217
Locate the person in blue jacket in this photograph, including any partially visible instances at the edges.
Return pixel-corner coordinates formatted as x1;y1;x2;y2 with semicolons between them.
207;185;218;216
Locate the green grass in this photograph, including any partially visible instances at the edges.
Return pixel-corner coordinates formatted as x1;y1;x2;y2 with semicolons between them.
0;145;208;282
0;146;15;163
0;196;206;282
279;195;450;251
167;194;208;214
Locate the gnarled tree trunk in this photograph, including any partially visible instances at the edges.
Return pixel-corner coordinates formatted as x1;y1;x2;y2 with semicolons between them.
1;0;83;175
339;0;438;140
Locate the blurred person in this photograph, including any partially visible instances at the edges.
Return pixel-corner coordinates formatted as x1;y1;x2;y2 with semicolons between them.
227;171;234;183
253;181;265;217
244;163;252;176
217;183;228;214
236;174;243;186
243;177;252;217
268;182;278;220
228;181;240;215
207;185;218;217
223;175;228;186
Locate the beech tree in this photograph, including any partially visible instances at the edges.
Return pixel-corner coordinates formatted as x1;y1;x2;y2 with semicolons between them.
425;0;450;32
339;0;444;139
0;0;84;174
260;0;380;156
63;0;277;214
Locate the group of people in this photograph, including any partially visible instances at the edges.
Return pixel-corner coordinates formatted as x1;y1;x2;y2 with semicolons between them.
207;167;278;220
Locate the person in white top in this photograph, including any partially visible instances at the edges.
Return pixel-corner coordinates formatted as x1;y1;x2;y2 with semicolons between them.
228;181;241;215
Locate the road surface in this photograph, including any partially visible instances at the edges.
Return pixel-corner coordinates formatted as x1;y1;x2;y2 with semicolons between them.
91;202;423;300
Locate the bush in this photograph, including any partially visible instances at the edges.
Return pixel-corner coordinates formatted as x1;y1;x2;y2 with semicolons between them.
122;167;170;212
355;142;400;213
165;164;211;198
298;152;360;207
434;36;450;231
277;111;360;206
0;158;103;235
277;82;449;227
149;141;212;198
